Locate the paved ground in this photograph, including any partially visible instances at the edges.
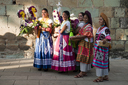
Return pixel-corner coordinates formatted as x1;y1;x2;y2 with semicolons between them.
0;58;128;85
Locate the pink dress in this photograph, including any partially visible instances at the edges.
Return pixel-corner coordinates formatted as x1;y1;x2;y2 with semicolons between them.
51;20;76;72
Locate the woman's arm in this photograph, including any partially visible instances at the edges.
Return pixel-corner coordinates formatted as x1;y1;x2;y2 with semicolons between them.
74;27;81;35
70;35;86;41
60;24;67;33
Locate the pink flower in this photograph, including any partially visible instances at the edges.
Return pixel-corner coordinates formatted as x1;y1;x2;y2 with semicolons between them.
34;26;37;29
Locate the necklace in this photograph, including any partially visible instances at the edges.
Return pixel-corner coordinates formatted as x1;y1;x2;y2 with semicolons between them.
85;22;88;25
41;17;49;22
62;20;68;23
99;25;105;32
100;25;105;28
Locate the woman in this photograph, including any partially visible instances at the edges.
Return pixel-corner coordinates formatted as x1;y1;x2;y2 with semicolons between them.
70;11;93;78
33;8;53;71
92;13;111;82
74;12;85;71
51;11;76;72
74;12;85;35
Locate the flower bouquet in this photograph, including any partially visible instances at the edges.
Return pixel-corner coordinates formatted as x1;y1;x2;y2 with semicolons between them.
52;9;62;37
68;18;79;48
17;6;38;36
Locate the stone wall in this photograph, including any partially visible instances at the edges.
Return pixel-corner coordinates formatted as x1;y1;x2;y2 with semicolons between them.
0;0;128;59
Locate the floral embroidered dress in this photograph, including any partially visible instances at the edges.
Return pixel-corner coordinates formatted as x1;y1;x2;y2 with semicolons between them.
92;26;111;69
33;18;53;69
51;20;76;72
76;24;93;64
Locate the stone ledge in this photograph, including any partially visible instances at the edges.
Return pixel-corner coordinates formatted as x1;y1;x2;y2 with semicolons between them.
6;44;19;51
0;45;6;51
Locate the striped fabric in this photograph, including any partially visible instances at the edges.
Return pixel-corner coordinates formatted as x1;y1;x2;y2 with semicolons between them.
76;24;93;64
92;27;111;69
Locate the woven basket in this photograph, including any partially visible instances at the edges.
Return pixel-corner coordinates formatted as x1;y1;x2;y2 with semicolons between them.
97;40;111;47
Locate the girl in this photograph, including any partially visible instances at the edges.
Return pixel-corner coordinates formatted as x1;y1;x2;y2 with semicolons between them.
70;11;93;78
51;11;76;72
34;8;53;71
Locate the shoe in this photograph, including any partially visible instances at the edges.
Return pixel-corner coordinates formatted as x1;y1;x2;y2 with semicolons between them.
43;69;48;71
38;68;42;71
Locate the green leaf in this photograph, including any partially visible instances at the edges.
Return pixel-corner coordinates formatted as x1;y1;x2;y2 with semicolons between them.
43;23;48;28
24;28;28;33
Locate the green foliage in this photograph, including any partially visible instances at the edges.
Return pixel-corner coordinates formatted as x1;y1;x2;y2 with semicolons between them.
19;25;33;36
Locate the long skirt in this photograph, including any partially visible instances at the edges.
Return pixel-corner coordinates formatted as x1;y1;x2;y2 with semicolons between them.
92;43;109;69
76;40;93;64
51;34;76;72
33;31;53;69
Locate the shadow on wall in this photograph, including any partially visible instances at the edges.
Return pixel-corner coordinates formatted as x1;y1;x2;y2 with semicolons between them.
0;32;31;58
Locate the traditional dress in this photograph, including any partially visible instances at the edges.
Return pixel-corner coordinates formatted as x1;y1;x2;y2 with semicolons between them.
76;23;93;72
92;12;111;77
51;20;76;72
33;18;53;69
75;21;85;70
92;26;111;76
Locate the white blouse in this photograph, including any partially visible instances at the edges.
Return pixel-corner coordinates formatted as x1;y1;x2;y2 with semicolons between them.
60;20;70;33
38;17;53;25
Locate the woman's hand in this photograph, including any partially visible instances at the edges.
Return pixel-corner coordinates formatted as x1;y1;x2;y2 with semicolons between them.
70;36;81;41
70;36;79;41
39;26;42;29
42;28;46;31
70;36;76;40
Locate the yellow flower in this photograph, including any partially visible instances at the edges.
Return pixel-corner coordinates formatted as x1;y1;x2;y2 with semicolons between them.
20;11;25;20
55;20;59;23
32;7;36;17
32;20;34;22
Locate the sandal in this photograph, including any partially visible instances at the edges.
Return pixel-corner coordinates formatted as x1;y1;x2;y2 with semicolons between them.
43;69;48;71
93;77;103;82
103;76;109;81
74;73;87;78
58;71;66;73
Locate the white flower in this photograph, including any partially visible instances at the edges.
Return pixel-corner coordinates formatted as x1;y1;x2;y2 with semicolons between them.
32;26;35;28
28;22;33;27
53;9;60;24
